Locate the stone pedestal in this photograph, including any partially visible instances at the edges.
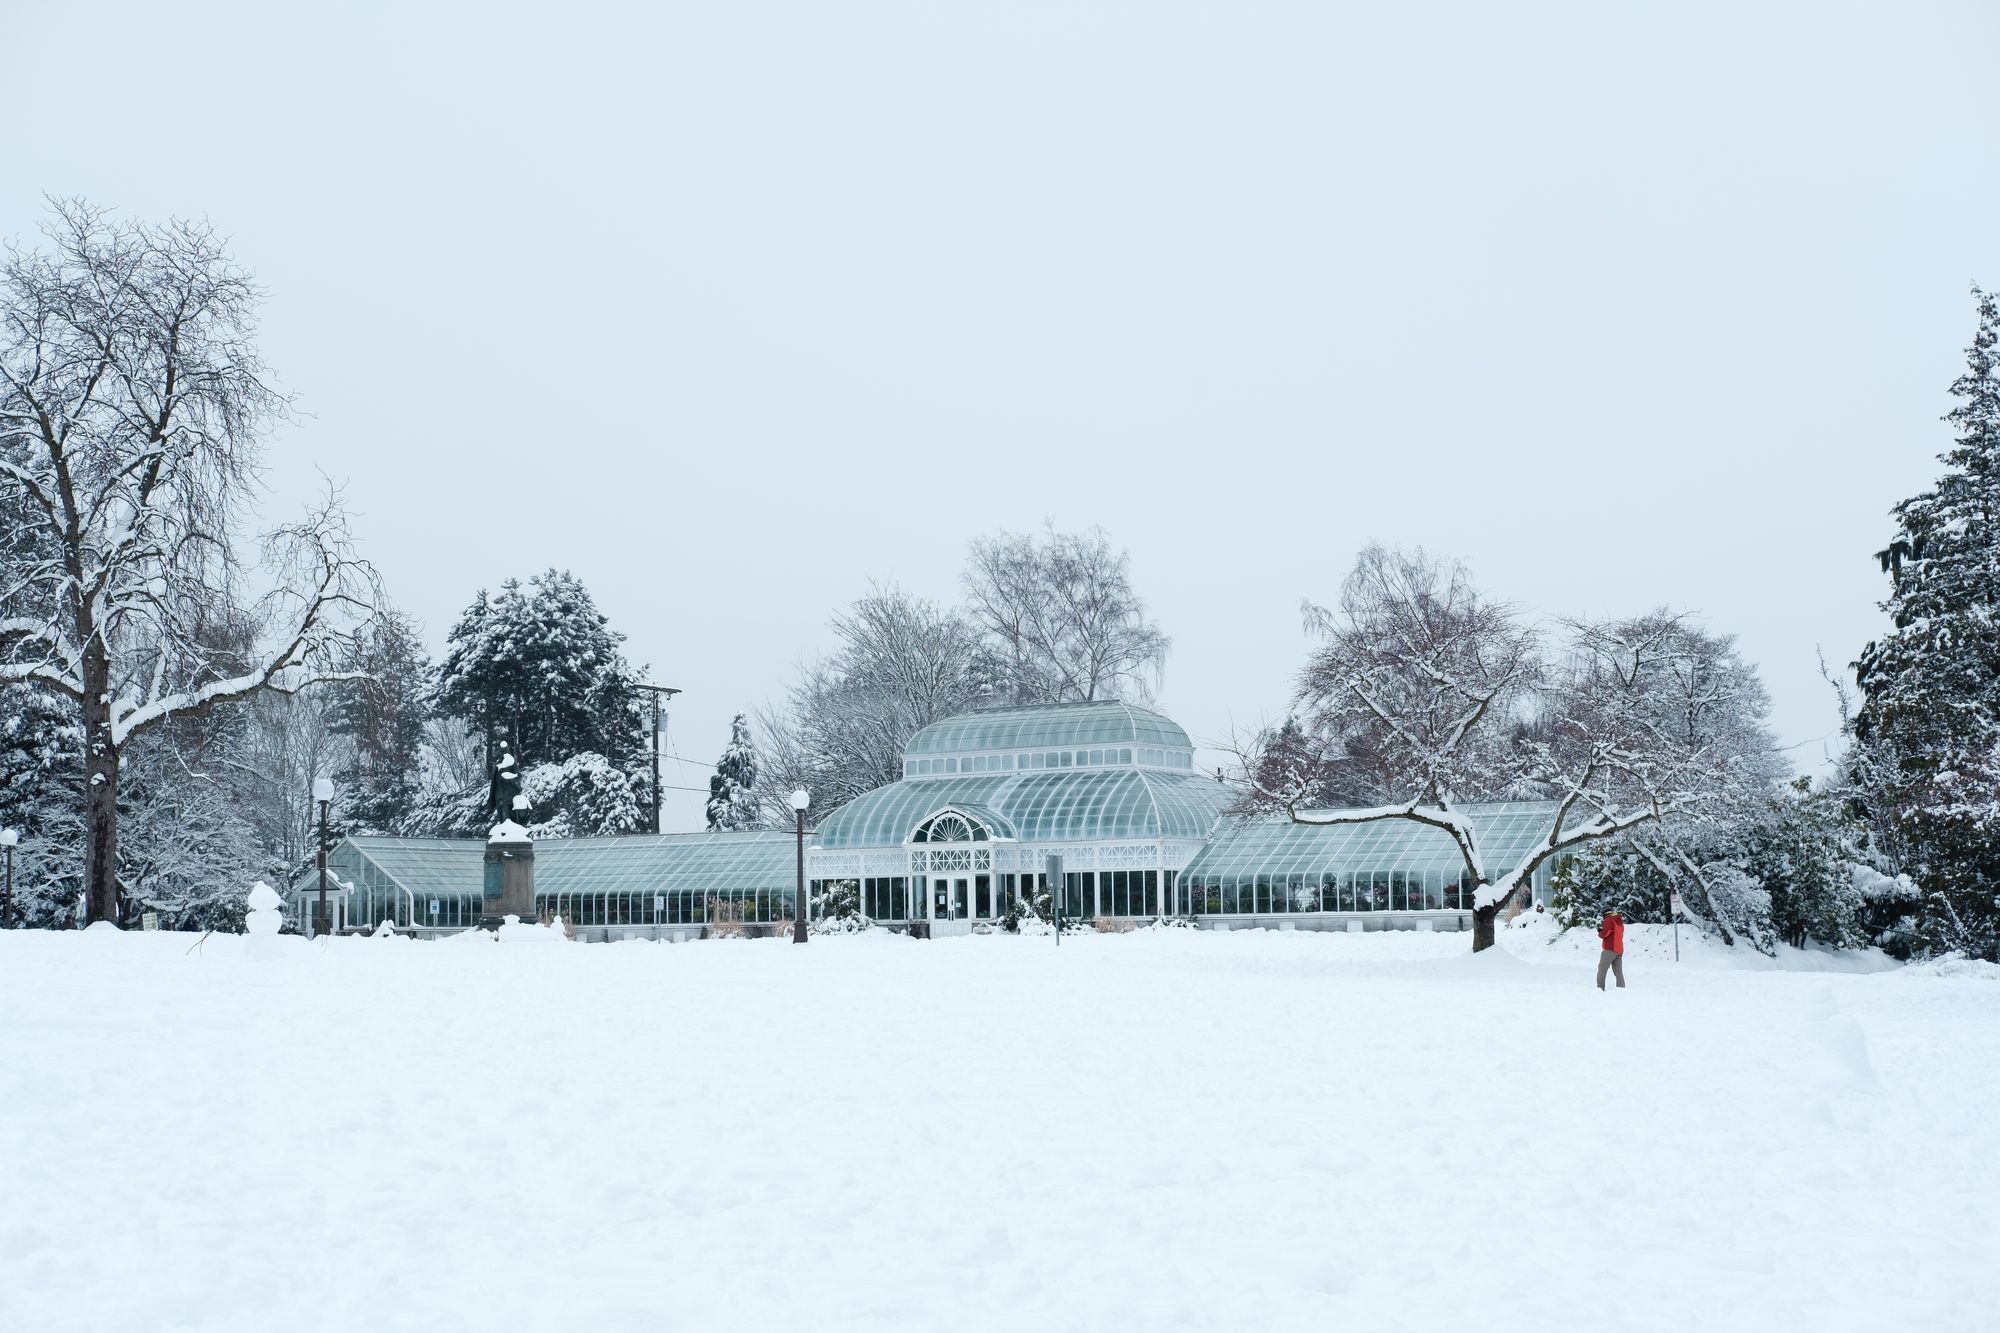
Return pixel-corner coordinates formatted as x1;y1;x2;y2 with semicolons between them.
482;821;535;928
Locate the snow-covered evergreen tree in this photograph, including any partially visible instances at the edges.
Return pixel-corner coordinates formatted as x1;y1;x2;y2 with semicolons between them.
328;611;432;835
1740;780;1870;951
0;684;79;924
1853;286;2000;960
436;571;644;768
432;570;648;837
518;752;643;839
706;714;761;831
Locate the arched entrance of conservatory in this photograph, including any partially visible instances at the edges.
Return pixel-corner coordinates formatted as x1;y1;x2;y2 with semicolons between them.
907;808;1012;936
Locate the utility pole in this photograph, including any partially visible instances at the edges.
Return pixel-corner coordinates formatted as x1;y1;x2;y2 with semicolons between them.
634;684;682;834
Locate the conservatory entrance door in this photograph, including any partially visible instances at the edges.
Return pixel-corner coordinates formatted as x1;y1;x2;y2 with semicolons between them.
931;877;973;936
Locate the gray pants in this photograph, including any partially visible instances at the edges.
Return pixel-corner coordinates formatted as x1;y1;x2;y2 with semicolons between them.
1596;950;1626;989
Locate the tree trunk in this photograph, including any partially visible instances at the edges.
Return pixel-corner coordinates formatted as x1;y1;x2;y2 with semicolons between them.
82;662;120;926
1470;882;1519;952
1471;903;1498;951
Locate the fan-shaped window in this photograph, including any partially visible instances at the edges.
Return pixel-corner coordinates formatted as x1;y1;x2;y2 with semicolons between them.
913;812;988;844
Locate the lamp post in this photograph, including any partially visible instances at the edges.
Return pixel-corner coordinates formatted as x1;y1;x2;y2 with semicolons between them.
790;788;810;944
0;827;17;929
312;777;336;938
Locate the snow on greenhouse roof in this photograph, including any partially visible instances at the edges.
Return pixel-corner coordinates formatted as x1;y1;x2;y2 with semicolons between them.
811;768;1233;849
325;838;485;899
902;700;1191;757
322;831;799;901
1182;802;1564;881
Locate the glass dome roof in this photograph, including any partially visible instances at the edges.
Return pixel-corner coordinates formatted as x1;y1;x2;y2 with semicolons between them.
903;700;1192;757
813;768;1232;849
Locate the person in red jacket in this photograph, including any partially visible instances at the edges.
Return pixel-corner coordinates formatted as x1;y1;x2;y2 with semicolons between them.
1596;909;1626;989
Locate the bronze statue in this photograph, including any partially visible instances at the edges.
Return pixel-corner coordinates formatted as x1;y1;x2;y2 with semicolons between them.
486;741;524;827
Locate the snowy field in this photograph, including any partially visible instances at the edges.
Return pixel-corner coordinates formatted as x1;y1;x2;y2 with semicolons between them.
2;920;1994;1333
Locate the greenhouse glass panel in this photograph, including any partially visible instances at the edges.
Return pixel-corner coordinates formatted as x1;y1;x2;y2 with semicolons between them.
1180;803;1562;903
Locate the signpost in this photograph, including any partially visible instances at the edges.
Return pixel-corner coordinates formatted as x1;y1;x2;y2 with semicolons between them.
428;899;439;928
1669;892;1683;961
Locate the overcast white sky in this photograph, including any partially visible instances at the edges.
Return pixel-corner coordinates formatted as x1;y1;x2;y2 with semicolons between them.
9;1;1998;830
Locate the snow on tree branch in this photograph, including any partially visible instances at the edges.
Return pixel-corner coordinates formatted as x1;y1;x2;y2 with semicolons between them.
1243;544;1783;948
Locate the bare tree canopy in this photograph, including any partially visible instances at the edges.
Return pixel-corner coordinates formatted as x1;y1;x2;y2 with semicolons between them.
759;525;1172;823
756;585;987;820
962;524;1169;704
0;198;374;924
1248;543;1781;950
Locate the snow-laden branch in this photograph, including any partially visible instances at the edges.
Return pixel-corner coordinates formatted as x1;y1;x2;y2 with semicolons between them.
1288;798;1488;883
1265;548;1774;945
107;501;376;745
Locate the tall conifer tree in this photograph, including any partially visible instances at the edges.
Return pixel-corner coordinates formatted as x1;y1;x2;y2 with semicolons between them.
707;714;760;831
1854;287;2000;958
328;611;433;834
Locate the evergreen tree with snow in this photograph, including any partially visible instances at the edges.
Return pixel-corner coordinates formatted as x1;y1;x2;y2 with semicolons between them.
436;570;645;768
1740;779;1870;952
706;713;761;831
0;685;79;924
1854;287;2000;960
433;570;649;837
327;610;433;835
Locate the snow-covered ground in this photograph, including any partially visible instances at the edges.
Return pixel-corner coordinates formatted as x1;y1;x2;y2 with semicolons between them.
1;919;1993;1332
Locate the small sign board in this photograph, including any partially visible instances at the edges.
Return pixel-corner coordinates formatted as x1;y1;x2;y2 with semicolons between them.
1670;892;1685;916
428;899;440;918
140;911;158;932
653;895;665;914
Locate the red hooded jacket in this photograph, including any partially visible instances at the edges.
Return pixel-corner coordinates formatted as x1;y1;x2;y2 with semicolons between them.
1598;913;1625;954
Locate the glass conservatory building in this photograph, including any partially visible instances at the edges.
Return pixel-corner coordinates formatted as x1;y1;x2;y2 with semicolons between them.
1179;802;1563;920
290;701;1562;938
289;831;801;940
806;701;1237;935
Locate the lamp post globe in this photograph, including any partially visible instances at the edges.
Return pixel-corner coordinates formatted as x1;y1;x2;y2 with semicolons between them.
790;789;810;944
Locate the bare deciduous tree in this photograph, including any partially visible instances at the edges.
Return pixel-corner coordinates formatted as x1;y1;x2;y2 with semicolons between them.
1250;545;1776;951
756;586;988;820
0;199;374;924
963;524;1169;703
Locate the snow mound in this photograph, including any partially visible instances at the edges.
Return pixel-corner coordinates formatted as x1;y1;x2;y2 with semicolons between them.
495;913;567;944
1899;954;2000;981
1797;983;1879;1094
